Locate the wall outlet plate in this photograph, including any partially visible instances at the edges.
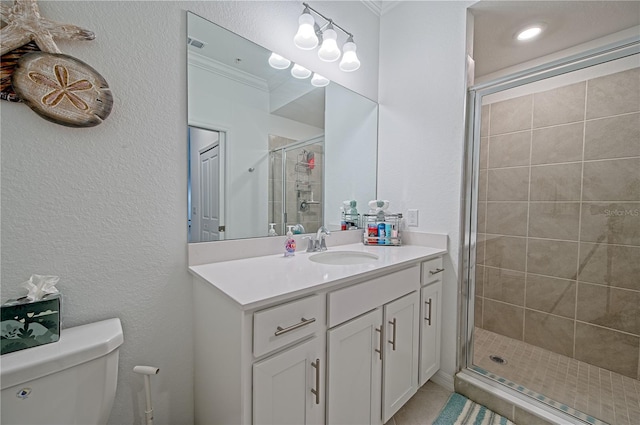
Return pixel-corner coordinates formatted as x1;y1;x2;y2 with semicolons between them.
407;209;418;227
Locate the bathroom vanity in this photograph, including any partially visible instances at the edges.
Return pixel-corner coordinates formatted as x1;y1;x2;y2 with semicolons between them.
190;242;445;425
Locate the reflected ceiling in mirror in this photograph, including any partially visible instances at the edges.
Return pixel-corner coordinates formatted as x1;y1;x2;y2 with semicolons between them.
187;11;378;243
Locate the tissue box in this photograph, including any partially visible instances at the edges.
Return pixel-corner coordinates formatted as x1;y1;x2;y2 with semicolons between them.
1;294;61;355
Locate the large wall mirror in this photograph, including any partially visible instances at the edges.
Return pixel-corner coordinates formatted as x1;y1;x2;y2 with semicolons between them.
187;12;378;242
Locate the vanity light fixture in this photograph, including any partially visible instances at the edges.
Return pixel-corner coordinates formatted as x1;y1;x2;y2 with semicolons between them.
339;36;360;72
317;23;340;62
516;24;545;41
293;5;319;50
268;52;291;69
291;63;312;79
294;2;360;71
311;73;330;87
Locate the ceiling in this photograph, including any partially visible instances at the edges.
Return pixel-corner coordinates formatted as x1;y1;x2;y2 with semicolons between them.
469;1;640;77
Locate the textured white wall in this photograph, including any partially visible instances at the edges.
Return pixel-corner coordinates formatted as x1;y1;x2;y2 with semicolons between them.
1;1;379;424
378;1;473;384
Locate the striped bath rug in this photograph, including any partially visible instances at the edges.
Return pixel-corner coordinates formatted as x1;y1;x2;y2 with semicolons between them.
433;393;515;425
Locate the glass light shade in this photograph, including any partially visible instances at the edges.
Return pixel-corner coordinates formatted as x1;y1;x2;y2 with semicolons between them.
268;52;291;69
317;27;341;62
293;12;318;50
311;73;330;87
339;40;360;72
291;64;311;79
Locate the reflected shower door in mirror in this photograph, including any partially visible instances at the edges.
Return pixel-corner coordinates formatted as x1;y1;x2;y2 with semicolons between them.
269;136;324;237
187;11;378;242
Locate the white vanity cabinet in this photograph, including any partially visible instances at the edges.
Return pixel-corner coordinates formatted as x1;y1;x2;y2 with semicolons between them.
191;245;445;425
327;309;382;425
253;336;325;425
326;266;421;424
252;294;326;425
382;291;420;421
419;257;444;386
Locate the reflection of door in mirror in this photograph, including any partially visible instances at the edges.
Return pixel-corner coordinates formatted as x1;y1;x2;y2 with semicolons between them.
189;126;225;242
269;136;324;236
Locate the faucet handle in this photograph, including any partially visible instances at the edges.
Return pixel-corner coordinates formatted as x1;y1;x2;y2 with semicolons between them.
303;236;316;252
320;232;330;251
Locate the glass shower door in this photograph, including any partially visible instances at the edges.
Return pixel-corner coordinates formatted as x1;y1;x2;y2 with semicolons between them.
467;54;639;425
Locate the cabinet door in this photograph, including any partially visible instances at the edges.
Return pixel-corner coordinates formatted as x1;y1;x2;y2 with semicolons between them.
382;291;420;422
419;281;442;386
253;337;324;425
327;309;383;425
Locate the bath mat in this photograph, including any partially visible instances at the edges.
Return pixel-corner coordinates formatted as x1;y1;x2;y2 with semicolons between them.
433;393;515;425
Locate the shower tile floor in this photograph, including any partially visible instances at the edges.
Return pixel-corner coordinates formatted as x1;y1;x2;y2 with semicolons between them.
473;327;640;425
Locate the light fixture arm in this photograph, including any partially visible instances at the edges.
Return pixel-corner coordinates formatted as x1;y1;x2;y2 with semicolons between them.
302;2;353;39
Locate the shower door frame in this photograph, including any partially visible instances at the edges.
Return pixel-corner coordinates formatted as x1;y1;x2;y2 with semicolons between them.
457;35;640;422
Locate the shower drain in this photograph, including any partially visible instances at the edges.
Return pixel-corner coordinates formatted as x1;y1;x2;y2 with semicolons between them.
489;355;507;365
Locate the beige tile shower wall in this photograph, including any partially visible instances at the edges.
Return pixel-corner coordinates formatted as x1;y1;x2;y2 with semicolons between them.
475;67;640;379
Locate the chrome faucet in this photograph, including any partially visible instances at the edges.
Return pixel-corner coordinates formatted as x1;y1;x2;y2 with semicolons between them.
304;226;331;252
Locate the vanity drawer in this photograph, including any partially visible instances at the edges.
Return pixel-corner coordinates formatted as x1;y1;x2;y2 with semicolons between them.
327;265;420;328
422;256;444;285
253;294;323;357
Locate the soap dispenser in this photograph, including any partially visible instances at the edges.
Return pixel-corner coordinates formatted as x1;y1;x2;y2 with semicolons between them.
284;225;296;257
268;223;278;237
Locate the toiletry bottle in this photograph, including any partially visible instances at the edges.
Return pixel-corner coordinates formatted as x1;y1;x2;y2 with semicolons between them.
268;223;278;236
284;225;296;257
377;222;386;244
385;222;392;245
367;220;378;244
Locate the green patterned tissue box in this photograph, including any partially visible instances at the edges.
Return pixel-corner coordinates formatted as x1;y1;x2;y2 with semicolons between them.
1;294;61;355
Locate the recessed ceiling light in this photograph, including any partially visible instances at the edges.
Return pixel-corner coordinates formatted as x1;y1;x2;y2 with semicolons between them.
516;25;544;41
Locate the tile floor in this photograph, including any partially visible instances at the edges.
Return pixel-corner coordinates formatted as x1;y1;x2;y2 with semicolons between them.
473;327;640;425
385;380;453;425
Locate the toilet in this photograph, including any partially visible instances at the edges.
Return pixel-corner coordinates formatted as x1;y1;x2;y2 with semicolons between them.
1;318;124;424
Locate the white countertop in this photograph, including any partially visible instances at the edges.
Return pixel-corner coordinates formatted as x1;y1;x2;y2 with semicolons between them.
189;242;446;310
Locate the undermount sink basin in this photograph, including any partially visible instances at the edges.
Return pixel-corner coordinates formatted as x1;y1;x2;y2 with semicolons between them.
309;251;379;265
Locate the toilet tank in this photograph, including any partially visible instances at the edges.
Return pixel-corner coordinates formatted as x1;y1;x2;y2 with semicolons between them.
1;318;124;425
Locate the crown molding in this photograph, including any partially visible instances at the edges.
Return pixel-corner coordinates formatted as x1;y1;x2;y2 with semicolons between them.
188;51;269;92
360;0;403;16
360;0;382;16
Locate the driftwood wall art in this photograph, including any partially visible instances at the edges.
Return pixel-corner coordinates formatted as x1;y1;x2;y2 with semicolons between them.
0;0;112;127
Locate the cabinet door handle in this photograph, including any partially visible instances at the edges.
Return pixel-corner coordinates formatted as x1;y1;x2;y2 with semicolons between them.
429;268;445;276
425;298;432;325
274;317;316;336
388;318;397;351
375;326;383;360
311;358;320;405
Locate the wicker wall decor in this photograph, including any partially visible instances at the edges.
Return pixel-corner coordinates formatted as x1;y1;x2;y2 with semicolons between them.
0;0;112;127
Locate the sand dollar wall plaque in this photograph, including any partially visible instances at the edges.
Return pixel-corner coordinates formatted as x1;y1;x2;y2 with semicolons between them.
1;0;113;127
12;53;113;127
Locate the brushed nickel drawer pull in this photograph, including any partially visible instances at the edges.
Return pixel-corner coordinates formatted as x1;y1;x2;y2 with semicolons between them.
311;359;320;405
375;327;383;360
425;298;432;325
388;318;397;351
429;268;445;276
274;317;316;336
